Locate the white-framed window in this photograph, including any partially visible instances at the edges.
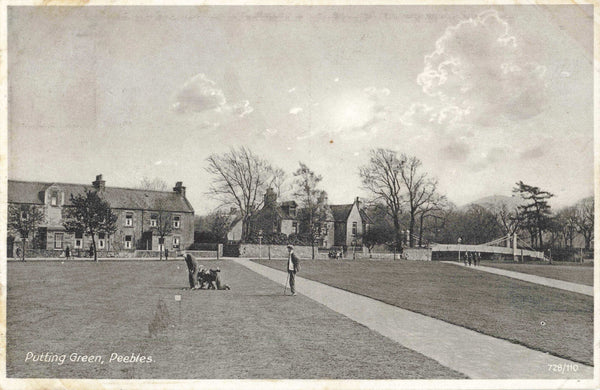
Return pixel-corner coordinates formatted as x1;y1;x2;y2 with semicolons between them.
54;233;64;249
98;233;105;249
125;235;132;249
172;236;180;249
125;212;133;227
74;232;83;249
51;191;58;206
352;221;358;236
172;215;181;229
292;221;298;234
150;214;157;227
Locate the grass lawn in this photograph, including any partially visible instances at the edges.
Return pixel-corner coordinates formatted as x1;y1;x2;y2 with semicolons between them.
480;261;594;286
7;260;465;379
254;259;593;366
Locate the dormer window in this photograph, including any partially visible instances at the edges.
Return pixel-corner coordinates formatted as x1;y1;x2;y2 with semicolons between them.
51;191;58;206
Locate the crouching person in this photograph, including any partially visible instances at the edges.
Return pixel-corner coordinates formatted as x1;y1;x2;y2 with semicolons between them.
212;268;230;290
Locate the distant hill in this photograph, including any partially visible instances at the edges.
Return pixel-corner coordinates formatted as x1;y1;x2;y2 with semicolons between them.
460;195;524;212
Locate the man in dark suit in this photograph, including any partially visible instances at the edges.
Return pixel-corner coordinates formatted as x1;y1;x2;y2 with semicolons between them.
182;252;199;290
286;245;300;296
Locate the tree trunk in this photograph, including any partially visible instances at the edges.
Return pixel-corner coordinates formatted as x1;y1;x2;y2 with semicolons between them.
92;235;98;262
21;239;26;262
418;214;425;247
409;214;415;248
393;216;401;251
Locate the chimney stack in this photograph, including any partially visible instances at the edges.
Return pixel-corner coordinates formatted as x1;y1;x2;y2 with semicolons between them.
173;181;186;197
92;174;106;190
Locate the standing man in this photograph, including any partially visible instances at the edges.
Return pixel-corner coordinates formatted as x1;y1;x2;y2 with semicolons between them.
164;248;169;261
181;252;199;290
65;245;71;260
286;245;300;296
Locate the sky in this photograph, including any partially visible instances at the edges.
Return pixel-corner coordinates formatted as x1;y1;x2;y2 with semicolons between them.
8;5;595;215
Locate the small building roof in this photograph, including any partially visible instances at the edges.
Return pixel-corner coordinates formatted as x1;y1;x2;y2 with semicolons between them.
330;204;353;222
8;180;194;213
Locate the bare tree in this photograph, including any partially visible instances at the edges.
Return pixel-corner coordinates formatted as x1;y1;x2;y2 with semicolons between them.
399;155;437;247
491;203;522;244
575;197;593;250
152;199;174;260
138;177;170;191
8;204;45;261
359;149;405;250
293;162;329;259
206;147;279;241
415;188;446;247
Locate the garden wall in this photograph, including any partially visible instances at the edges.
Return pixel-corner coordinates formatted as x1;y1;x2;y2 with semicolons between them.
239;244;328;259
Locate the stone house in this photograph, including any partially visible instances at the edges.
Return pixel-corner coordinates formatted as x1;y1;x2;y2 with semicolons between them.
227;189;369;248
330;197;372;247
7;175;194;257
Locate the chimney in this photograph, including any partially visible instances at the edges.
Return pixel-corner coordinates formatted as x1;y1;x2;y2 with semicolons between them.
355;196;360;206
92;174;105;190
173;181;186;197
263;187;277;206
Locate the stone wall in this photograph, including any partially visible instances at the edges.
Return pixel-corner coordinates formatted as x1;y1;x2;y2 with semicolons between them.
361;248;432;261
239;244;328;259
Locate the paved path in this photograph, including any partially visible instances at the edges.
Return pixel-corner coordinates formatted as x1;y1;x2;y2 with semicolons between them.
233;258;593;380
442;261;593;296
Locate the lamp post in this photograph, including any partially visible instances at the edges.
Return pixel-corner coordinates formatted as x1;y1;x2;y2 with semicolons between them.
258;230;263;260
457;237;462;263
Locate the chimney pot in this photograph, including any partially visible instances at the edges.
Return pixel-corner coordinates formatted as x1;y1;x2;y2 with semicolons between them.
92;174;106;190
173;182;186;197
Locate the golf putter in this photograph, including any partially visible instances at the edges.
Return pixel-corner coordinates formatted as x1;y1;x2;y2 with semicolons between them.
284;273;289;295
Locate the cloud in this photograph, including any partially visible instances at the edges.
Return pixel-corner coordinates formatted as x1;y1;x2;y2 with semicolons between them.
230;100;254;117
439;140;471;162
289;107;303;115
417;9;548;126
288;87;296;93
172;74;226;113
172;73;253;118
519;145;545;160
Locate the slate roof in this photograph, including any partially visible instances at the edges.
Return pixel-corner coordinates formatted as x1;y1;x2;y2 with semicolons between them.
330;204;353;222
8;180;194;213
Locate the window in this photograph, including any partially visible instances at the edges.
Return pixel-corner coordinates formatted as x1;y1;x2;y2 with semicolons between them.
51;191;58;206
172;236;180;249
125;235;132;249
54;233;64;249
98;233;105;249
292;221;298;234
290;206;297;217
150;214;157;227
74;232;83;249
172;215;180;229
352;222;358;236
125;212;133;227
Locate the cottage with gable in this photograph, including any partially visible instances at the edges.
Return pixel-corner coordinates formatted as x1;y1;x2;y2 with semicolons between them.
330;197;372;248
7;174;194;257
